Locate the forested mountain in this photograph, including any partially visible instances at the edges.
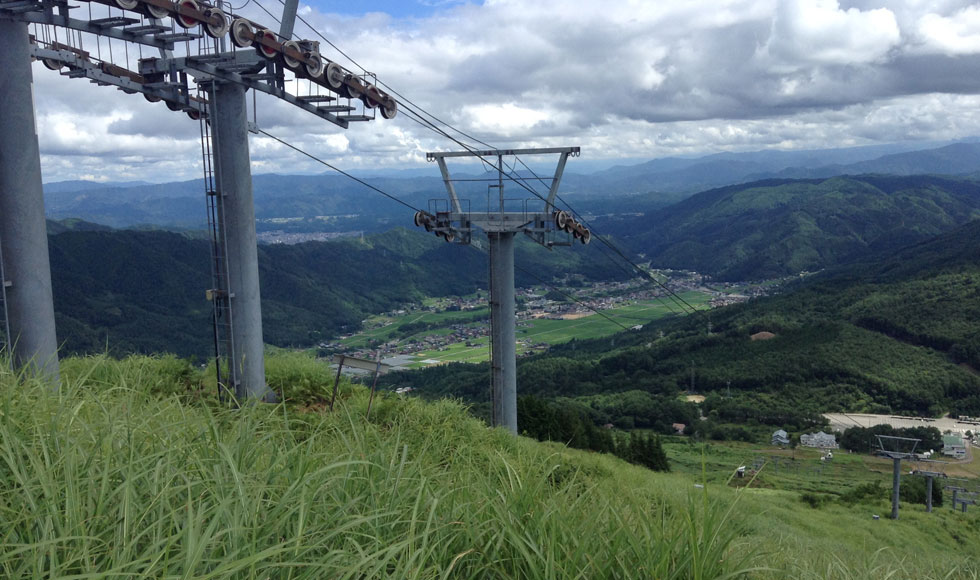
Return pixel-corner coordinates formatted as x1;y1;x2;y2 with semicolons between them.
45;226;621;359
385;219;980;432
612;175;980;281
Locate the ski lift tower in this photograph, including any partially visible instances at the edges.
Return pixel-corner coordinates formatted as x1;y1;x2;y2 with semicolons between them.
0;0;397;397
0;20;61;382
416;147;586;434
875;434;920;520
912;458;948;513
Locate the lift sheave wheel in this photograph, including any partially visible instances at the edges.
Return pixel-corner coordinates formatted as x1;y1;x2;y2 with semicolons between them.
230;18;253;48
174;0;199;29
42;58;62;71
554;210;570;231
281;40;302;69
340;76;363;100
413;210;425;228
580;229;591;244
304;53;325;79
204;8;229;38
255;29;279;59
114;0;140;10
323;62;345;92
141;0;171;20
361;84;382;109
381;99;398;119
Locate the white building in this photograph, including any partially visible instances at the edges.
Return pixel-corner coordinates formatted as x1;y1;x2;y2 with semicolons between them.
771;429;790;446
943;435;967;459
800;431;837;449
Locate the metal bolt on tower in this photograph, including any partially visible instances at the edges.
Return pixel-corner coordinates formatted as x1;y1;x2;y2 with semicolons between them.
416;147;585;434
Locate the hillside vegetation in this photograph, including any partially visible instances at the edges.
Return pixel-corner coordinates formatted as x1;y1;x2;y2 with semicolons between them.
615;175;980;280
1;353;978;578
390;219;980;435
46;227;620;359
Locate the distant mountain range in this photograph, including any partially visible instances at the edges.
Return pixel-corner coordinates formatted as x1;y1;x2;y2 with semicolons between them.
42;140;980;232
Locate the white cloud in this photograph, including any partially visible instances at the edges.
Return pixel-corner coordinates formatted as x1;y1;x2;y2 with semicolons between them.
764;0;901;66
916;5;980;54
19;0;980;184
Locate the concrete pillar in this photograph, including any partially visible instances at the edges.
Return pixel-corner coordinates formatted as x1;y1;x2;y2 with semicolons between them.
0;21;60;383
210;81;273;402
489;231;516;433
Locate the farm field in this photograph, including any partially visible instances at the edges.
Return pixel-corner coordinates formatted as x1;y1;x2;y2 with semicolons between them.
367;290;712;368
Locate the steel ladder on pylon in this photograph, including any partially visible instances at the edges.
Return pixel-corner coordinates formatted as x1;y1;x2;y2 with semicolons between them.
199;82;239;401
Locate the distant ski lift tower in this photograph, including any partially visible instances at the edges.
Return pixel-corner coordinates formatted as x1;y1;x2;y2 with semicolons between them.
875;434;920;520
417;147;585;434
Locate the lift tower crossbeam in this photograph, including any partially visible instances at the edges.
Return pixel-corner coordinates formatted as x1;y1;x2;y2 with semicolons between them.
418;147;583;434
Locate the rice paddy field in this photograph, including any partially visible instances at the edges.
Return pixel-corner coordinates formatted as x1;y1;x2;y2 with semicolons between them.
339;290;711;369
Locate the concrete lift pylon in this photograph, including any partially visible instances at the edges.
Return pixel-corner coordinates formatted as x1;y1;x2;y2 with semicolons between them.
0;20;61;383
416;147;584;434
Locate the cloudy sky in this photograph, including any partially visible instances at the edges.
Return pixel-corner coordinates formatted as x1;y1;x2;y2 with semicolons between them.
28;0;980;183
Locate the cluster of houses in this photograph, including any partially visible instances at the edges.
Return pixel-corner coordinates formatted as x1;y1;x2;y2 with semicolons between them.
770;430;839;448
772;429;970;459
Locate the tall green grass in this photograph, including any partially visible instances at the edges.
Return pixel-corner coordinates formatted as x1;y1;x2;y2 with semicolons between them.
1;352;978;578
0;353;761;578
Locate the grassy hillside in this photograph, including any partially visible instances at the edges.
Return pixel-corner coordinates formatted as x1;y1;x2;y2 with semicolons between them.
0;353;977;578
617;175;980;280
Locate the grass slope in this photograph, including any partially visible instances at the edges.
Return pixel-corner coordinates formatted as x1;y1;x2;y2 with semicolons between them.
1;353;978;578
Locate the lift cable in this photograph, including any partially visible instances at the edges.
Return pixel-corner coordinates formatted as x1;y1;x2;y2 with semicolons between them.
508;155;706;319
379;101;706;320
256;128;424;214
266;95;702;320
251;0;283;28
511;263;633;332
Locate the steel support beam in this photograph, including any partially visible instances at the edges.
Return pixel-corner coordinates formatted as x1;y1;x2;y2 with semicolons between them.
0;21;60;383
210;80;273;402
489;231;517;434
277;0;298;40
